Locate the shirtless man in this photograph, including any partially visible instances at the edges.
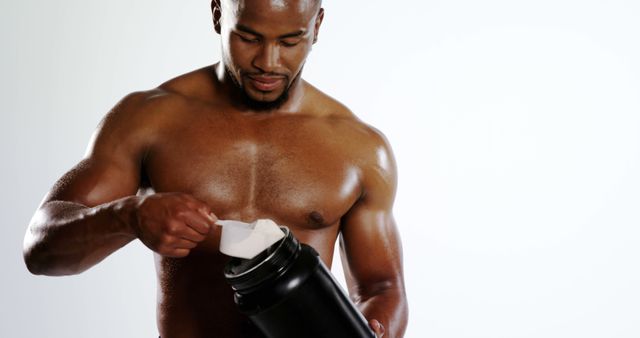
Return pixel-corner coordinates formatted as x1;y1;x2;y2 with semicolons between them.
23;0;408;337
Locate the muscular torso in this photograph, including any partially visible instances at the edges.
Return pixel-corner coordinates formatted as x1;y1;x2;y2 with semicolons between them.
139;67;370;337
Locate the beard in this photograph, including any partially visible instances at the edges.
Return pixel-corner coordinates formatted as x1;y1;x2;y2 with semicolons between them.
225;66;293;111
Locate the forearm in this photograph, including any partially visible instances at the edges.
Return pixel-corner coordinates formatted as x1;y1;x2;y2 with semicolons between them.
23;196;139;276
355;283;408;338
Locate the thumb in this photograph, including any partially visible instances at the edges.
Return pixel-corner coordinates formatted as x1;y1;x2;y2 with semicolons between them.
369;319;385;337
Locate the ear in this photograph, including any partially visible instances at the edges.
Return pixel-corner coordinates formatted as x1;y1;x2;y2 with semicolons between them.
211;0;222;34
312;8;324;44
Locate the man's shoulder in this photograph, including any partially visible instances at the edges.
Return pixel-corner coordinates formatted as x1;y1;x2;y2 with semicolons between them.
323;108;396;195
103;88;184;126
304;83;389;145
303;81;354;120
344;120;394;170
157;65;218;104
302;82;393;170
107;65;219;124
323;107;396;195
93;86;195;152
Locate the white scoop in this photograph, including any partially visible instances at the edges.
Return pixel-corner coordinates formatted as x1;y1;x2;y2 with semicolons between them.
216;219;286;259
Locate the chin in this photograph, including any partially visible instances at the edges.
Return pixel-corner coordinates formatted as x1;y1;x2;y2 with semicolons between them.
240;94;285;111
251;92;283;102
242;88;290;111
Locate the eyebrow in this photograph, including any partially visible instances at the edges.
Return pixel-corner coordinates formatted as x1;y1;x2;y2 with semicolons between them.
236;24;306;39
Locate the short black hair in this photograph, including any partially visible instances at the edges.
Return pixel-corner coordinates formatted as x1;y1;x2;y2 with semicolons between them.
212;0;322;11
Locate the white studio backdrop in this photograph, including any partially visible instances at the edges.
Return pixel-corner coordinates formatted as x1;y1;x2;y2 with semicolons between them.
2;0;640;337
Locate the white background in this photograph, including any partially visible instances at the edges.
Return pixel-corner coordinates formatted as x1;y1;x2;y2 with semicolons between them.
2;0;640;337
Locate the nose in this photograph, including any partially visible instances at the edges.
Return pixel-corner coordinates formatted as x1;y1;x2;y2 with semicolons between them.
252;42;280;73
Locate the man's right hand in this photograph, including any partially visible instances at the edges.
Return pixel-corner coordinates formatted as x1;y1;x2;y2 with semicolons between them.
126;193;218;257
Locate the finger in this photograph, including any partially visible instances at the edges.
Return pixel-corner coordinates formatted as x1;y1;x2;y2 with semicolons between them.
156;245;191;258
180;195;217;224
166;219;207;242
156;232;198;248
197;209;217;226
369;319;385;337
159;220;206;247
196;206;218;224
176;209;212;235
205;211;218;224
171;238;199;250
177;226;207;243
162;220;204;241
168;248;191;258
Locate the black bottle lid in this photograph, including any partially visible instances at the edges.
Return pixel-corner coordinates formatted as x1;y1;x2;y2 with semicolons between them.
224;226;300;293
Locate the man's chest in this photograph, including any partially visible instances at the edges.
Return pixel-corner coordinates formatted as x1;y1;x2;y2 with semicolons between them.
143;115;363;229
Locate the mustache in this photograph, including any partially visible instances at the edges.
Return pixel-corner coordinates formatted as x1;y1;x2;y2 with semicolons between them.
244;72;288;78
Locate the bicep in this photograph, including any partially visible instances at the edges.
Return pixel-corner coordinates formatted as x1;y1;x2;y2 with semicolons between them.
340;135;404;296
341;203;404;297
44;155;141;208
43;93;151;207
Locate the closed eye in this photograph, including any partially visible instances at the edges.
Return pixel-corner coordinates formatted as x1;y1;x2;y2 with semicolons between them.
236;33;260;43
281;39;302;47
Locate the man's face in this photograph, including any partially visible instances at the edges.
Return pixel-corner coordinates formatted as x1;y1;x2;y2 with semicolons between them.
214;0;323;110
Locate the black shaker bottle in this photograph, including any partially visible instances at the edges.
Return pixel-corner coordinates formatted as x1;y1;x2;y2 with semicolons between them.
224;226;376;338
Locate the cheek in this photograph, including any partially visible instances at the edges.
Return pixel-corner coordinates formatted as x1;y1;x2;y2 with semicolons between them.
282;46;311;71
228;44;249;67
225;38;254;70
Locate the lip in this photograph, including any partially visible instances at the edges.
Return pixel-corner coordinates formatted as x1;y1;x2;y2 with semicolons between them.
247;75;285;92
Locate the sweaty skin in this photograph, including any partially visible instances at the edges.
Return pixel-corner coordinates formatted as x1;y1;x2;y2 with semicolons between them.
23;1;408;337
